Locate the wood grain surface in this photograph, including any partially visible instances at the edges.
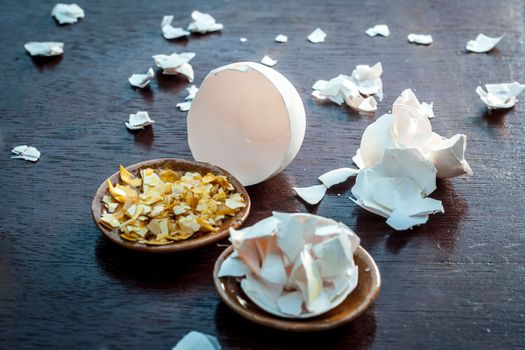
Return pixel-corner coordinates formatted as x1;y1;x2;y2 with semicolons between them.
0;0;524;349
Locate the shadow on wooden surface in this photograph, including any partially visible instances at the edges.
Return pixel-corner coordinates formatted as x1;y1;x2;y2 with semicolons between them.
214;301;377;349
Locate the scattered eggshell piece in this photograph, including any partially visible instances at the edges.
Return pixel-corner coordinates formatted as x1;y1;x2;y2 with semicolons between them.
466;33;504;53
293;185;327;205
11;145;41;162
240;37;247;42
318;167;359;188
365;24;390;37
407;33;433;45
153;52;195;82
161;15;190;39
308;28;326;43
128;67;154;88
51;3;84;24
476;82;525;109
24;42;64;56
125;111;154;130
275;34;288;43
187;10;223;34
261;55;277;67
177;85;199;112
351;63;383;99
172;331;220;350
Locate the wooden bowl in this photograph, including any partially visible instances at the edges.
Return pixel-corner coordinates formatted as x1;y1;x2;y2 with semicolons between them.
92;158;251;253
213;245;380;331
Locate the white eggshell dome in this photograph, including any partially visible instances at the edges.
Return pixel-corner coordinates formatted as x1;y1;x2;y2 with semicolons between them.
187;62;306;186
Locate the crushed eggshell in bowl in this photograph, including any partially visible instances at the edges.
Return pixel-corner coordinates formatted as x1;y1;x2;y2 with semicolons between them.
92;158;251;253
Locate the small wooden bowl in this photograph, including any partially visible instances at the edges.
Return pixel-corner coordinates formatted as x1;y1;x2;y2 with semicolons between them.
213;245;380;331
92;158;251;253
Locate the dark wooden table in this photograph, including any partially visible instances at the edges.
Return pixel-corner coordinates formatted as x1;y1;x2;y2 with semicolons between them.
1;0;524;349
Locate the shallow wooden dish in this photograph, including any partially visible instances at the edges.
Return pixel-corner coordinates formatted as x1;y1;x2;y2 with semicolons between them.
92;158;251;253
213;245;380;332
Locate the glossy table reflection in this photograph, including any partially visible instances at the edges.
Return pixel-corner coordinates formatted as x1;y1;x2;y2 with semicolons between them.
0;0;523;349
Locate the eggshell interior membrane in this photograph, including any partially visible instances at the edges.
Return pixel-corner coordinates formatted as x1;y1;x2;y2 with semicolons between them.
188;62;306;186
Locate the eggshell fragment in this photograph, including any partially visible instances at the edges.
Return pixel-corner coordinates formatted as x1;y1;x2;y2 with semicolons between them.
125;111;154;130
351;148;444;230
153;52;195;81
11;145;41;162
187;62;306;186
355;89;472;179
407;33;433;45
318;167;359;188
476;82;525;109
172;331;220;350
187;10;223;34
51;3;84;24
466;33;504;53
261;55;277;67
275;34;288;43
24;42;64;56
293;185;327;205
308;28;326;43
128;68;154;88
365;24;390;37
161;15;190;40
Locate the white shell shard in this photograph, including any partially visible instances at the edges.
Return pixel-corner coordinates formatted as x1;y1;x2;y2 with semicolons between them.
466;33;504;53
307;28;326;43
187;10;223;34
425;133;473;178
293;185;327;205
407;33;433;45
125;111;155;130
152;52;195;81
24;42;64;56
172;331;221;350
358;96;378;112
275;34;288;43
128;67;154;88
51;3;84;24
177;85;199;112
219;212;360;318
217;255;249;277
421;102;435;118
261;55;277;67
11;145;41;162
161;15;190;39
351;148;444;230
276;291;303;316
176;101;192;111
312;63;383;112
355;89;472;179
318;167;359;188
476;82;525;109
188;62;306;186
351;63;383;99
239;37;247;42
365;24;390;37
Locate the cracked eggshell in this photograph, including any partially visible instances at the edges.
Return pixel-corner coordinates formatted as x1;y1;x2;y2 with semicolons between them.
188;62;306;186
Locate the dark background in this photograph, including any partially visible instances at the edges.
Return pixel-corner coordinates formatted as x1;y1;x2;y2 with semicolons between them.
0;0;524;349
